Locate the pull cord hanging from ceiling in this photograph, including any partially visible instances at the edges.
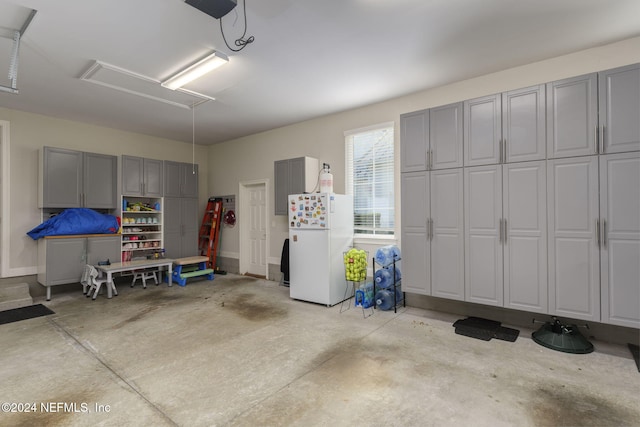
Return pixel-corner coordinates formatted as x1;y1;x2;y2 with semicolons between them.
220;0;254;52
192;102;196;174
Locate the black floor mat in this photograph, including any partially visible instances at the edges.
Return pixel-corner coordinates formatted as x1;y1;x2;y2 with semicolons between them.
453;317;519;342
629;343;640;373
0;304;55;325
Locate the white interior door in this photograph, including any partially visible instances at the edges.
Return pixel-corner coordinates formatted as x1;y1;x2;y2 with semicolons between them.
600;152;640;328
247;183;267;276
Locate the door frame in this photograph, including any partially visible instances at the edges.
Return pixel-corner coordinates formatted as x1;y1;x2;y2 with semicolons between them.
238;178;269;278
0;120;9;277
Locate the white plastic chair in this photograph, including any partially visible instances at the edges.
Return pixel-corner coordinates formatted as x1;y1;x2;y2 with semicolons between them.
81;264;117;300
131;269;158;289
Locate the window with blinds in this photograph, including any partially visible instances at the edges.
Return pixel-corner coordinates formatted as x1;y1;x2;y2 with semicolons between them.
345;122;395;236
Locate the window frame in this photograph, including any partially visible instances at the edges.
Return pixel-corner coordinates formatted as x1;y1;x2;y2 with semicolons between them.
345;121;395;238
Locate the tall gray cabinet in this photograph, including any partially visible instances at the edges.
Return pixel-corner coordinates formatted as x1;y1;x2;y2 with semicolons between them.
401;62;639;328
274;156;318;215
400;103;465;300
163;160;199;259
39;146;117;209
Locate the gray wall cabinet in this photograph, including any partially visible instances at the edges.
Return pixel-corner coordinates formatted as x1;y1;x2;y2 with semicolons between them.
122;155;163;197
274;157;318;215
164;161;199;198
400;102;463;173
401;64;638;328
163;197;199;259
37;235;120;300
464;85;545;167
39;147;117;209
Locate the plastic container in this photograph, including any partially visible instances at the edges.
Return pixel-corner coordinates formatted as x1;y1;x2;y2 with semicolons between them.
375;287;403;311
319;163;333;193
374;266;402;289
374;245;401;267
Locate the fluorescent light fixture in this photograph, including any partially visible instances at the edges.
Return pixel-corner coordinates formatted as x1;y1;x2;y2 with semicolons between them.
161;51;228;90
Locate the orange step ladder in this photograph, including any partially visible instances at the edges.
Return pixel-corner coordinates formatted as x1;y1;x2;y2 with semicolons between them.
198;197;223;269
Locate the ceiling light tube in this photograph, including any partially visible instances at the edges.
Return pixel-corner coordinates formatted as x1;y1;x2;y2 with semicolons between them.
161;51;228;90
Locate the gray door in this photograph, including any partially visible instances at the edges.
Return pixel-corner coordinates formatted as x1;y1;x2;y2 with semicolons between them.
143;158;163;197
400;171;430;295
163;160;182;197
503;85;546;162
181;198;199;257
546;73;598;158
274;159;289;215
46;238;86;285
87;236;120;265
41;147;82;208
122;155;143;196
599;64;640;154
181;163;198;198
401;110;429;172
464;94;502;166
430;103;463;169
83;152;117;209
163;197;181;259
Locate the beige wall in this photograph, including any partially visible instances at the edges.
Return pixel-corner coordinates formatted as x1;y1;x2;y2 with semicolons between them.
0;109;209;277
2;36;639;278
207;36;640;266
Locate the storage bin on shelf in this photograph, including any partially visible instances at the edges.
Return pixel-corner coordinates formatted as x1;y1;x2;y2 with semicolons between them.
373;245;404;313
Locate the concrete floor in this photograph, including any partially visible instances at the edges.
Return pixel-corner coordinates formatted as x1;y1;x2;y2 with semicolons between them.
1;274;639;427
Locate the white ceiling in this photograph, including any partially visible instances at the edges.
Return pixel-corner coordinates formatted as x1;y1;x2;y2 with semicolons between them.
1;0;639;145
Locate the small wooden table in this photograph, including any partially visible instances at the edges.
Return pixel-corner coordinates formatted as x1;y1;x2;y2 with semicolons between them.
95;258;174;298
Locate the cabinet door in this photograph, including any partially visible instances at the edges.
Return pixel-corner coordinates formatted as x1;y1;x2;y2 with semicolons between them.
181;163;198;198
430;168;464;300
464;165;503;306
87;236;120;265
503;161;547;313
45;238;86;285
122;155;143;196
274;159;289;215
401;110;429;172
546;73;598;159
600;153;640;328
464;94;502;166
430;103;463;169
503;85;546;163
163;197;181;259
180;198;199;257
41;147;83;208
83;152;117;209
400;172;430;294
547;156;600;321
163;160;182;197
288;157;307;195
599;64;640;154
143;158;163;197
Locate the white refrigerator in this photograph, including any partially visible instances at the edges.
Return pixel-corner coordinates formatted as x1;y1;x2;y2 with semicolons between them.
288;193;353;306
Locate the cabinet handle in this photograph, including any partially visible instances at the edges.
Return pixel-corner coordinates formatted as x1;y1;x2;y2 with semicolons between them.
595;126;599;154
430;219;434;241
430;150;434;169
426;219;430;240
600;126;605;154
503;219;507;244
602;219;607;248
499;218;503;243
502;139;507;164
596;219;600;248
498;140;502;164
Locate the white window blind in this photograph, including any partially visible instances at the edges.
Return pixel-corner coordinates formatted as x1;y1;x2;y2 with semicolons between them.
345;122;395;236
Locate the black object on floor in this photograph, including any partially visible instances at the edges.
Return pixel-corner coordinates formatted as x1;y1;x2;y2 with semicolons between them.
532;317;593;354
0;304;54;325
629;343;640;372
453;317;519;342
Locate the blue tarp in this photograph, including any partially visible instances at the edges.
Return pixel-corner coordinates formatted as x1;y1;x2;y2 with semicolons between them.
27;208;119;240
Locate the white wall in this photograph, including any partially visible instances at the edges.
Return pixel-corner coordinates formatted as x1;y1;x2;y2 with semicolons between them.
0;108;209;277
207;36;640;266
